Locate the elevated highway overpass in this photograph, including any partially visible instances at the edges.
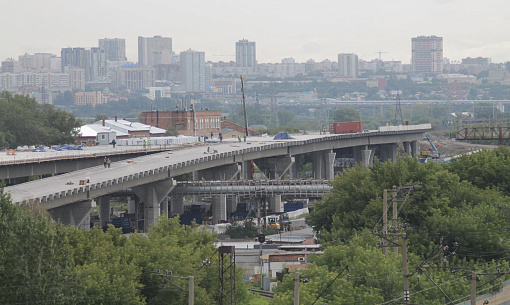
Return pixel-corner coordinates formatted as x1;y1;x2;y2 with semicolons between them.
3;124;431;230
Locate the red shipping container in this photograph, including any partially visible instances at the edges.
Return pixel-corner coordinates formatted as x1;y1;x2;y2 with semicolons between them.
329;121;363;134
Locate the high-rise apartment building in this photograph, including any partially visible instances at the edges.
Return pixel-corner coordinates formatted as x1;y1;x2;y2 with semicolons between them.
138;36;172;67
236;39;256;67
61;47;106;81
98;38;127;62
180;49;206;92
338;53;358;78
412;36;443;74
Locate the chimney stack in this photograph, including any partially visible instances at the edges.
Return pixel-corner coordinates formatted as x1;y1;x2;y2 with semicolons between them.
115;116;118;122
102;119;105;127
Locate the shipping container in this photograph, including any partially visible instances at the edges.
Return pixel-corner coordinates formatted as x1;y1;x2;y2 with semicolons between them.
329;121;363;134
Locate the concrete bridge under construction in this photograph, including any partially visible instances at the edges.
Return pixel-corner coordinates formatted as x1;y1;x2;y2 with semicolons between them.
3;124;431;230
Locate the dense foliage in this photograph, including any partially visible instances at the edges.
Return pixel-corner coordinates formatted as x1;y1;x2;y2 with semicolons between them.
274;151;510;304
0;189;252;304
0;91;81;149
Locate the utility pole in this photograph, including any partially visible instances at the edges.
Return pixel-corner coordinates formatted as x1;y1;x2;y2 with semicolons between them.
392;185;398;256
402;233;410;305
383;189;388;259
240;76;249;141
257;199;263;289
294;272;300;305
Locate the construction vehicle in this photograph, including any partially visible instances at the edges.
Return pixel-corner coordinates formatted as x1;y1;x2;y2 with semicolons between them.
420;133;440;160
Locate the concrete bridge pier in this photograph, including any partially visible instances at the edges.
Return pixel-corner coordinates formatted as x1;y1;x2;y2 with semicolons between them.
354;145;374;166
403;141;412;157
212;195;227;224
195;164;241;181
227;195;238;218
49;199;95;230
269;195;283;213
311;150;336;180
411;140;418;157
99;196;110;228
133;179;176;231
379;143;398;163
240;160;252;180
127;196;135;214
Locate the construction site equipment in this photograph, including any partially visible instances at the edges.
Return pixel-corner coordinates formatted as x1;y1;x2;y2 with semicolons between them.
423;133;440;159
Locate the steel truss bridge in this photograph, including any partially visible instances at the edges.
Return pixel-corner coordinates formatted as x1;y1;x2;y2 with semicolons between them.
456;127;510;145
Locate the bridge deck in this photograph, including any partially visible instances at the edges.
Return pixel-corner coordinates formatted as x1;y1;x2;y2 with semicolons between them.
4;126;430;208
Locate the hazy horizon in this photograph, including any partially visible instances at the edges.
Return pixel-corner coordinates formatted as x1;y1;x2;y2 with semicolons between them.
2;0;510;64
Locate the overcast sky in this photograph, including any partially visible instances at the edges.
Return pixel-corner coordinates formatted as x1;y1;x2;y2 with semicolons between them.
2;0;510;64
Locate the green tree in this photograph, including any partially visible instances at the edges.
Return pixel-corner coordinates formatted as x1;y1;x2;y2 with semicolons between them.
333;108;361;122
278;110;295;126
0;186;83;304
95;113;109;121
165;126;179;136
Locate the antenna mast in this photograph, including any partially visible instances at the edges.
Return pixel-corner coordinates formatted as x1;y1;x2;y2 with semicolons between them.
240;76;249;140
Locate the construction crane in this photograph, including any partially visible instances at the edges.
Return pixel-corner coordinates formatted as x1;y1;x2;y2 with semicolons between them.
375;50;388;60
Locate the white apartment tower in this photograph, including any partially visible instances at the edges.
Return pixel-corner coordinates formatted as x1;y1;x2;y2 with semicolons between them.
338;53;358;78
412;36;443;74
138;36;172;67
98;38;127;62
236;39;256;67
180;49;206;92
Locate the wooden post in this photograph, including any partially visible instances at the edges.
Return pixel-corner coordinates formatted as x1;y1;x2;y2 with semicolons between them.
392;185;398;256
189;276;194;305
383;189;388;259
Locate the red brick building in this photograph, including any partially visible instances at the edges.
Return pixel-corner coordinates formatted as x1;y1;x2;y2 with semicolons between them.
141;110;221;137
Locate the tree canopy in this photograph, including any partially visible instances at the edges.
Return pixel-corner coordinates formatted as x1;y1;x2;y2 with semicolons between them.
0;91;81;149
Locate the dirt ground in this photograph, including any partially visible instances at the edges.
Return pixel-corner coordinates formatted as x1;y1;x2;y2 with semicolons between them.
419;135;498;158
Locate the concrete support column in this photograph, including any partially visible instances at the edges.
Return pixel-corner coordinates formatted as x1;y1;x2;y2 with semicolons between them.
269;195;283;213
99;196;110;228
227;195;238;218
212;195;227;224
410;140;418;158
379;143;398;163
311;151;325;179
361;150;373;166
127;196;135;214
289;154;302;179
240;160;252;180
171;195;184;214
49;200;95;230
161;196;169;217
403;141;411;157
133;179;176;231
325;151;336;180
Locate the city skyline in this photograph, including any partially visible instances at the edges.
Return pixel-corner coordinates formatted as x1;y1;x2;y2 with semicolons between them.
2;0;510;64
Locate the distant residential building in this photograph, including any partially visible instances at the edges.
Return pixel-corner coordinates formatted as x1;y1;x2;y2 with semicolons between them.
155;64;180;82
180;49;207;92
412;36;443;75
98;38;127;62
1;58;20;73
141;109;221;137
462;57;491;66
111;65;155;90
18;53;57;72
0;72;70;91
74;91;109;107
338;53;358;78
66;67;86;90
258;63;306;78
144;87;172;100
138;36;172;67
211;80;236;95
60;47;106;81
236;39;256;67
282;58;295;64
